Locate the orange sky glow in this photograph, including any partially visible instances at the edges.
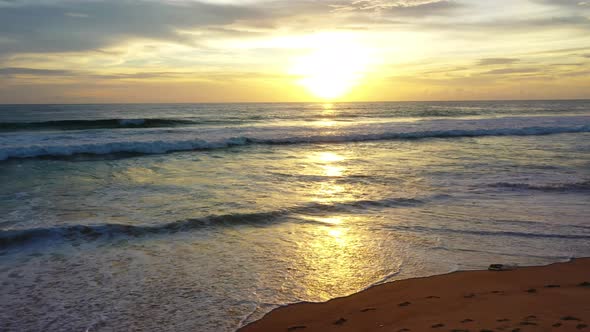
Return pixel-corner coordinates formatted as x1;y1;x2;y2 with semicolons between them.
0;0;589;103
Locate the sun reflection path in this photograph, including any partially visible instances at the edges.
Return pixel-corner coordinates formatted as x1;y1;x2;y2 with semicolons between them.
314;151;346;178
286;147;405;302
291;215;377;301
299;149;356;298
304;150;351;205
317;152;345;163
311;103;342;128
313;216;344;225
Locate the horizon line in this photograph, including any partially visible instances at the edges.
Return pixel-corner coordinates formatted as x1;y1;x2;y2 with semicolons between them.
1;98;590;106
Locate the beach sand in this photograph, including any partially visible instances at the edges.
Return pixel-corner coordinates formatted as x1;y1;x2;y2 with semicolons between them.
240;258;590;332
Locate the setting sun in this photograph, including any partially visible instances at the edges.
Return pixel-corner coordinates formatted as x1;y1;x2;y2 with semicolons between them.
290;41;372;100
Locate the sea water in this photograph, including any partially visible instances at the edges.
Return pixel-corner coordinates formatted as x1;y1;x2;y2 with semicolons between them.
0;101;589;331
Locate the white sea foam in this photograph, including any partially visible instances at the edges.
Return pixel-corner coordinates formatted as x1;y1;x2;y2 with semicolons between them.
0;115;589;160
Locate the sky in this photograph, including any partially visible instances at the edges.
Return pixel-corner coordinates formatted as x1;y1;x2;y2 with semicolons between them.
0;0;589;103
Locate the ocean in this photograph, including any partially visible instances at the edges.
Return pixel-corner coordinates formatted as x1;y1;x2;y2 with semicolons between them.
1;100;589;331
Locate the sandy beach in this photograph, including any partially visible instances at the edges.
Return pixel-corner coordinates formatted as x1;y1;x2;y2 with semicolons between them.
240;258;590;332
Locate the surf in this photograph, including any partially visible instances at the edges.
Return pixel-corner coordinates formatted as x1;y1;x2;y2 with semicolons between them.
1;115;589;161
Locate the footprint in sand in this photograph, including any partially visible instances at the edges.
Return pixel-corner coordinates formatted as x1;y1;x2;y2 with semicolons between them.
526;288;537;293
463;293;476;298
287;326;307;331
461;319;474;323
520;321;537;326
431;323;444;328
333;318;347;325
398;301;411;307
497;318;510;322
544;284;560;288
360;307;376;312
562;316;581;321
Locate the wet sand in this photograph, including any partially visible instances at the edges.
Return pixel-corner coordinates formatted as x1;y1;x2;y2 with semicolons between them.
239;258;590;332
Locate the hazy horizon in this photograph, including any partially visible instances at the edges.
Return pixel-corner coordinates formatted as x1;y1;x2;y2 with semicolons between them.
1;98;590;106
1;0;589;104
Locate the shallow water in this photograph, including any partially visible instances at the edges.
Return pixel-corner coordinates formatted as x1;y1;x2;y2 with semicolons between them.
1;101;589;331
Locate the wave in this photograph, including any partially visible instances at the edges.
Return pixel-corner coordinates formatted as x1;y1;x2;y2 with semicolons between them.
0;118;200;131
385;224;590;240
0;197;424;249
489;181;590;192
1;124;589;161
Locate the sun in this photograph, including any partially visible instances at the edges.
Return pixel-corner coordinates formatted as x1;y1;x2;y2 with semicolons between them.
291;40;372;100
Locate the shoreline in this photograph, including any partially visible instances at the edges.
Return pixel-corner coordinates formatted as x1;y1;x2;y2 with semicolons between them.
239;258;590;331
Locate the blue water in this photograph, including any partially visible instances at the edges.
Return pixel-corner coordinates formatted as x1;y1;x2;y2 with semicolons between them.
1;101;589;331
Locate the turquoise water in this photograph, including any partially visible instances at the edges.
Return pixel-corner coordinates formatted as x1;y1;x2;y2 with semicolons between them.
1;101;589;331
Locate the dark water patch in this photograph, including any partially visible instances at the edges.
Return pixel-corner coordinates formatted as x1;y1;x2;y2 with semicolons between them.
493;219;590;231
431;245;574;261
489;180;590;192
385;225;590;240
0;118;244;131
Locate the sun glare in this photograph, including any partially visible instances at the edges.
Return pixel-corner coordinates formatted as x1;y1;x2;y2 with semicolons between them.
291;40;372;100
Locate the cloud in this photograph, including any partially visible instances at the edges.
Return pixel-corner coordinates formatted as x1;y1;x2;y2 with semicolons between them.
533;0;590;8
2;0;586;59
552;62;585;66
382;0;462;16
0;67;180;80
477;58;520;66
423;15;590;34
0;66;286;83
533;15;590;27
562;69;590;76
0;67;75;76
0;0;470;58
334;0;462;16
0;0;264;55
482;67;539;75
525;46;590;55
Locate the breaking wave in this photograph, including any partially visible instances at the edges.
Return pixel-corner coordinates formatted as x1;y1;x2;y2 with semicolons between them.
1;124;589;161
